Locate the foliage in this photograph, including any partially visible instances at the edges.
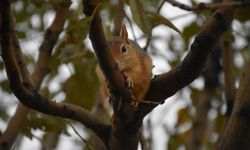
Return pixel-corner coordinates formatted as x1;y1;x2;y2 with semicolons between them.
0;0;250;149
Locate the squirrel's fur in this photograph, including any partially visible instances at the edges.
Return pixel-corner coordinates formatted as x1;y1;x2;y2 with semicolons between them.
96;25;152;108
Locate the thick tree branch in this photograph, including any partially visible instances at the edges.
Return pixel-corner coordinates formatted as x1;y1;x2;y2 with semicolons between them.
12;33;34;90
215;32;237;145
215;60;250;150
222;34;236;116
32;4;70;85
0;0;109;146
0;105;28;149
89;10;128;97
140;1;234;117
0;5;71;150
187;46;221;150
113;0;125;36
165;0;250;12
83;1;137;126
83;0;234;149
0;12;32;149
83;1;144;149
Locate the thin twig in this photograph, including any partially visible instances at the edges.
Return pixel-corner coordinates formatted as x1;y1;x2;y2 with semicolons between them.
164;0;194;11
0;1;110;144
65;119;93;150
143;0;166;51
143;35;152;51
125;13;137;41
157;0;166;13
168;12;195;21
139;129;149;150
132;99;163;105
165;0;250;12
139;0;234;117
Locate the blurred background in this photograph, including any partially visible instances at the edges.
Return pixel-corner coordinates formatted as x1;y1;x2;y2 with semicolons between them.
0;0;250;149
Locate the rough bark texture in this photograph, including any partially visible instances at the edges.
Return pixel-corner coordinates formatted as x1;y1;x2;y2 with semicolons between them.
165;0;250;11
0;4;70;150
0;0;235;149
139;3;233;117
0;1;110;148
82;0;233;149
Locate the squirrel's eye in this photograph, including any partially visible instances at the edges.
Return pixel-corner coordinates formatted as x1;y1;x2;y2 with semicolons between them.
120;44;127;54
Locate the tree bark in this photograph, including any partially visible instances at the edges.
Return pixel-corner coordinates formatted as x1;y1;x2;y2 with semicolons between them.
0;4;70;150
186;46;221;150
0;0;235;149
0;1;110;149
140;1;234;117
215;61;250;150
82;0;234;149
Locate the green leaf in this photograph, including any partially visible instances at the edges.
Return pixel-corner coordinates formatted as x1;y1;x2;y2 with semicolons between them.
236;7;250;22
167;134;182;150
146;11;182;35
63;52;98;110
240;45;250;63
128;0;150;35
0;106;9;121
143;0;162;12
175;107;190;128
22;112;68;139
0;80;11;93
182;22;200;40
190;88;200;107
182;21;201;49
16;30;27;39
66;12;92;42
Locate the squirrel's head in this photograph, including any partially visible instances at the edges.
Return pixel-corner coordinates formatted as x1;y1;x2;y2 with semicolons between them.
109;25;139;71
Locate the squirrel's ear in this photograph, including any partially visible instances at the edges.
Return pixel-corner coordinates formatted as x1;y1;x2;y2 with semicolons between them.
120;25;129;44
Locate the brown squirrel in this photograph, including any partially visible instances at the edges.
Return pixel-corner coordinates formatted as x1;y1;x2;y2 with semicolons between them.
96;25;152;108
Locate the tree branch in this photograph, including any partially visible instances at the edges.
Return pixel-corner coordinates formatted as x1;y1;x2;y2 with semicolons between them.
0;0;109;146
222;33;236;116
143;0;166;51
187;45;221;150
113;0;125;36
215;60;250;150
66;119;93;150
82;0;234;149
165;0;250;12
83;1;145;149
0;4;71;150
139;129;149;150
139;0;234;117
0;105;29;150
83;1;138;126
89;10;128;97
215;31;237;145
32;4;70;85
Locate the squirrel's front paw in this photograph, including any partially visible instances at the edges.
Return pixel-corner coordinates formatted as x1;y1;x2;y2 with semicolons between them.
123;73;134;90
105;79;112;97
130;96;140;110
131;101;139;109
122;72;139;110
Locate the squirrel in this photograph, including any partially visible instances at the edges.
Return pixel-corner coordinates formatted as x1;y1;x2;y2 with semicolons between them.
96;25;153;108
